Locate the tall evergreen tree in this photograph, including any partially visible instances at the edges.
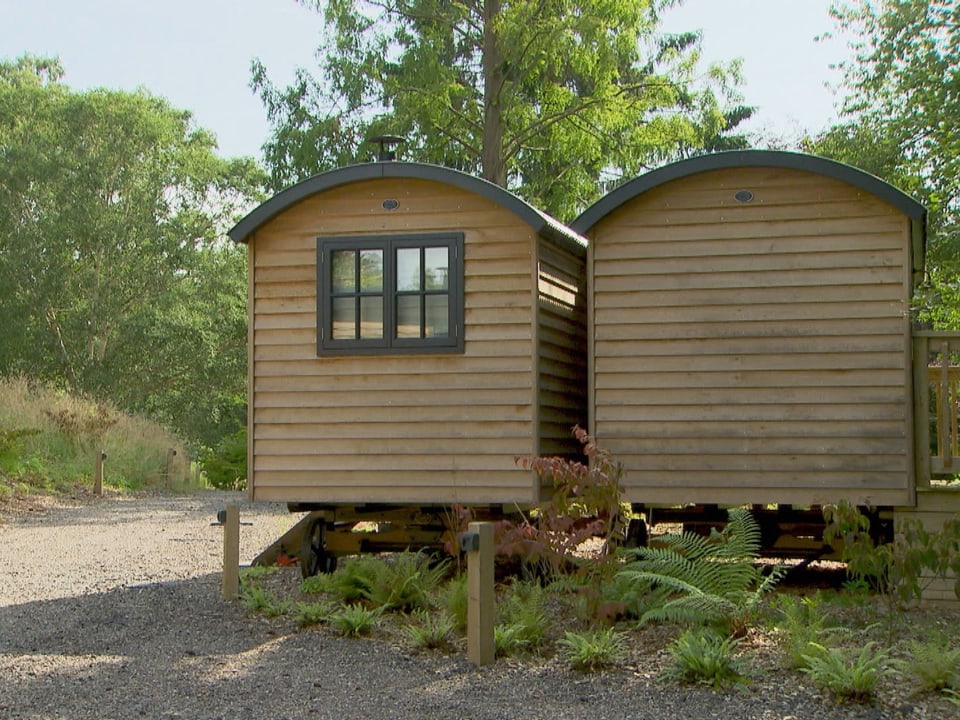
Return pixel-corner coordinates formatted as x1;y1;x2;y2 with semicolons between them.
252;0;749;220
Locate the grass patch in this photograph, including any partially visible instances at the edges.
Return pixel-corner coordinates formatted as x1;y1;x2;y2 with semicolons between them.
0;376;193;495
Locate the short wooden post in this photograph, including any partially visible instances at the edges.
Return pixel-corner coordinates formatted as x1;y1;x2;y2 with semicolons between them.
465;521;495;666
165;448;177;489
221;504;240;600
93;449;106;496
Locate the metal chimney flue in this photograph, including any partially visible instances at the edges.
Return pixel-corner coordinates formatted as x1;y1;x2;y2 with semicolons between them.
369;135;405;162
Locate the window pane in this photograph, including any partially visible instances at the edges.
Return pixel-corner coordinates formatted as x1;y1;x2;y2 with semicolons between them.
397;248;421;292
331;297;356;339
425;295;449;337
359;296;383;338
360;250;383;292
424;247;449;290
396;295;420;338
331;251;355;293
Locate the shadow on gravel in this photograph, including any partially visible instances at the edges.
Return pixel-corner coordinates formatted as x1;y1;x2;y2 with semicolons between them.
0;572;474;719
0;571;932;720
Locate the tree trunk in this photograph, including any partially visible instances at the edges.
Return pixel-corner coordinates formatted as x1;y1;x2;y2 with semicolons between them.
481;0;506;187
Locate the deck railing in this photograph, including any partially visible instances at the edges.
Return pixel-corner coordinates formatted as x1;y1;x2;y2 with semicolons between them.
913;330;960;485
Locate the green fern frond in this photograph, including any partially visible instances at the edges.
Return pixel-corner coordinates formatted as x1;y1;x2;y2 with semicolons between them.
615;508;781;631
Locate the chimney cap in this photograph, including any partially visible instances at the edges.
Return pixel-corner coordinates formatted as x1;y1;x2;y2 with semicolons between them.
368;135;405;162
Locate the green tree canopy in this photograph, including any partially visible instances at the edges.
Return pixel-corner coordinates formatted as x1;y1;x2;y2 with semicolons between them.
0;55;265;447
811;1;960;325
252;0;749;220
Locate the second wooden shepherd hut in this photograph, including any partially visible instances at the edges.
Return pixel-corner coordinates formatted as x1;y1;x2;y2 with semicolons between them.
572;150;927;510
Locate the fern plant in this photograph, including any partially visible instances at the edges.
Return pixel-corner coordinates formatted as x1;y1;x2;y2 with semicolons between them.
896;638;960;692
329;603;381;637
294;599;336;628
363;551;450;612
559;628;628;671
800;642;895;702
616;507;784;635
403;610;456;650
663;627;746;689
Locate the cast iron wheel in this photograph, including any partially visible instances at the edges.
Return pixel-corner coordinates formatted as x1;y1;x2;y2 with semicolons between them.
300;517;337;578
624;517;648;549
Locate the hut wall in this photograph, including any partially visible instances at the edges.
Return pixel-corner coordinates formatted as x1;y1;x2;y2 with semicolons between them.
589;166;915;507
248;178;540;505
536;237;588;463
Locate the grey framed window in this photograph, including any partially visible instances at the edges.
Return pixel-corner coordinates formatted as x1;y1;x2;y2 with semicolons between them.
317;233;464;354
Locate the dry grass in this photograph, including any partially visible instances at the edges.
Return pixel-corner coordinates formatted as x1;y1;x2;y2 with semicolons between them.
0;375;191;496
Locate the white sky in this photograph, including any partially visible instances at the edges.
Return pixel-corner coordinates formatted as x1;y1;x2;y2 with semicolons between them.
2;0;850;161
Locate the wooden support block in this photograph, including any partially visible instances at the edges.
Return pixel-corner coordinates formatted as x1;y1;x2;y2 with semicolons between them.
93;450;106;496
466;521;495;666
222;504;240;600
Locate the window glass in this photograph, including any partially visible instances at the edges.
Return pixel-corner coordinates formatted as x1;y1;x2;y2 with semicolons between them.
359;250;383;292
425;295;449;337
331;297;355;339
396;295;420;338
359;296;383;338
396;248;421;292
331;250;355;293
425;247;449;290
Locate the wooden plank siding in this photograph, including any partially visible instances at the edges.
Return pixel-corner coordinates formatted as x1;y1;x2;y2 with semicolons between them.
536;238;588;461
587;166;915;507
247;178;544;506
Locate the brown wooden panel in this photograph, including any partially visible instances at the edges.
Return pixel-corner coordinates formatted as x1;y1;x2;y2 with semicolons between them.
595;318;900;341
594;284;903;308
594;385;905;407
596;403;905;422
596;266;903;291
254;370;532;393
594;368;904;390
254;386;533;408
254;405;532;425
254;420;533;440
620;484;911;508
596;301;905;325
254;453;522;472
254;355;533;377
593;231;906;261
595;334;904;358
596;352;904;373
598;419;906;440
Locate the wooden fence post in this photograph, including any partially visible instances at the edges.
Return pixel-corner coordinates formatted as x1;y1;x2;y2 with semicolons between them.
464;521;495;666
165;448;178;489
221;504;240;600
93;449;106;496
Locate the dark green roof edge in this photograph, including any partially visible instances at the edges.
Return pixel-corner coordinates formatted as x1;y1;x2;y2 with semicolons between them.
571;150;927;233
229;161;586;256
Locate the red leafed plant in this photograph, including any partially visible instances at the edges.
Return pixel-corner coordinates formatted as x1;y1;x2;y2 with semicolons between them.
506;426;626;581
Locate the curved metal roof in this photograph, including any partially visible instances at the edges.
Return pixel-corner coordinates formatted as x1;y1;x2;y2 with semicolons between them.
229;161;585;254
571;150;927;234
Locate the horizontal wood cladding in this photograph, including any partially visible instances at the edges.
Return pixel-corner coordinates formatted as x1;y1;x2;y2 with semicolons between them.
590;166;914;507
537;237;588;460
249;178;542;505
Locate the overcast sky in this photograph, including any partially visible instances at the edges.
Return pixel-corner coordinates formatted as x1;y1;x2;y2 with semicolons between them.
2;0;851;160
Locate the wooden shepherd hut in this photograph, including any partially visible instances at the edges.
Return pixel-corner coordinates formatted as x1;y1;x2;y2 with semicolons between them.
229;159;587;512
571;150;927;512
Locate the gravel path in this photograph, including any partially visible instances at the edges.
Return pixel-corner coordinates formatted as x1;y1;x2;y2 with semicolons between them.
0;491;955;720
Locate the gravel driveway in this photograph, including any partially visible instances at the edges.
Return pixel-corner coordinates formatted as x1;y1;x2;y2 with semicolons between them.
0;491;953;720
